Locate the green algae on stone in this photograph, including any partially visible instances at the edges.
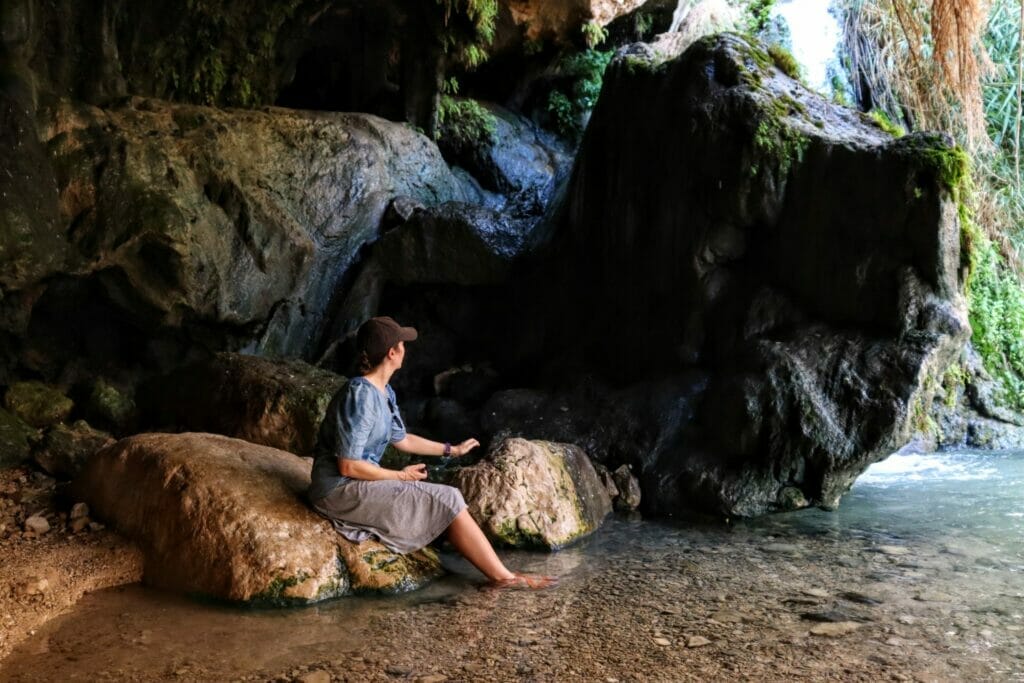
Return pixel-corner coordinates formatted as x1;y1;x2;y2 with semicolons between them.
88;379;135;429
0;407;37;468
767;44;801;81
4;381;73;428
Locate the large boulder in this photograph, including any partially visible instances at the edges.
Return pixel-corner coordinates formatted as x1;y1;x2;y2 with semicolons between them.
452;437;612;549
513;34;970;516
12;96;472;385
142;353;346;456
74;432;443;604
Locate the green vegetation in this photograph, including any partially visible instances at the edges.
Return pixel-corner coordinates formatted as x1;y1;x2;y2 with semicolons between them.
967;226;1024;408
868;108;906;137
543;49;614;142
436;0;499;68
153;0;303;106
436;95;498;153
581;20;609;49
744;0;777;33
767;43;802;80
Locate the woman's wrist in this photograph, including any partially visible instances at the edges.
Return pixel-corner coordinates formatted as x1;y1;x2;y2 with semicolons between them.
443;441;451;457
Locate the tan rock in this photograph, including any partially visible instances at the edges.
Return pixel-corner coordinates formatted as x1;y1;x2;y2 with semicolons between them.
23;515;49;534
810;622;862;637
74;432;442;604
452;438;612;549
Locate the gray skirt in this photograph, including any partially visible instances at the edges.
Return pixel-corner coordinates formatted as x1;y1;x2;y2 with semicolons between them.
310;480;467;554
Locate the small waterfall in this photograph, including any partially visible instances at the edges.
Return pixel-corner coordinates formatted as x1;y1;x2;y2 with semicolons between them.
668;0;692;33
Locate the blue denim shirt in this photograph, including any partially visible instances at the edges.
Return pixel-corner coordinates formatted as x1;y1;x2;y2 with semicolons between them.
308;377;407;501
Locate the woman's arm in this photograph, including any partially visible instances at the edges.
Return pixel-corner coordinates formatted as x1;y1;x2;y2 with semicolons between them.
391;433;480;457
339;458;426;481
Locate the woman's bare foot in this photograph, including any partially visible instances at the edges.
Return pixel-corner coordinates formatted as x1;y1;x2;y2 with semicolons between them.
486;573;558;590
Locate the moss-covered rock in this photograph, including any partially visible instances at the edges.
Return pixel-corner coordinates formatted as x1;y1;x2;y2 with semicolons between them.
74;432;442;605
451;437;612;549
0;406;37;468
527;32;969;516
86;379;136;431
142;353;347;456
4;381;73;428
33;420;115;479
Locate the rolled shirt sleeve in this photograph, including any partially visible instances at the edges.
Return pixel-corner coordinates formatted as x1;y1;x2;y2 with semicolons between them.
337;381;378;460
387;385;407;443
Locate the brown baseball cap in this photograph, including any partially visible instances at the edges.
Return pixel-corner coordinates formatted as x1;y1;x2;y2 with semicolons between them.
357;316;418;359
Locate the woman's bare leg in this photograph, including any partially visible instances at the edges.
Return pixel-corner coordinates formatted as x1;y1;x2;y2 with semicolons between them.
446;508;515;581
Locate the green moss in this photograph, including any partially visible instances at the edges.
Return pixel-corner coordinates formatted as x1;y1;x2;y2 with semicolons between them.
867;109;906;137
941;363;967;409
897;134;970;198
966;223;1024;410
4;381;73;428
494;519;549;548
767;44;801;80
751;113;810;179
435;96;497;152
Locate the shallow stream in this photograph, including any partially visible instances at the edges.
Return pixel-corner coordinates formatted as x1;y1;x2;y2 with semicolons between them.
2;450;1023;681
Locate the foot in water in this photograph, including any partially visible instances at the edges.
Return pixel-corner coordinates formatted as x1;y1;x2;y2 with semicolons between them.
487;573;558;590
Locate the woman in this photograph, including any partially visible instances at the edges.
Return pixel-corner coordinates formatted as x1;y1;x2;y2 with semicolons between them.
308;316;554;589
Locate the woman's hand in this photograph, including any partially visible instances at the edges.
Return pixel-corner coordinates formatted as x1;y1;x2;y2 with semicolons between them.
453;438;481;457
400;464;428;481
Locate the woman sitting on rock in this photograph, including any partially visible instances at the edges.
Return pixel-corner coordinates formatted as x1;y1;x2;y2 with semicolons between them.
308;316;554;589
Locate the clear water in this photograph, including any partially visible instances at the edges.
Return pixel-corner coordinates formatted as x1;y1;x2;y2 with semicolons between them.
3;450;1024;681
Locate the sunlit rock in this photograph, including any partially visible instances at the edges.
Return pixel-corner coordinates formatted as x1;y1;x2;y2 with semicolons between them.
74;432;442;604
452;437;612;549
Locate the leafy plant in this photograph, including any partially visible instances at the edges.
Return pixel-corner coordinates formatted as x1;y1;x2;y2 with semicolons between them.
542;49;613;142
436;96;498;154
581;21;609;49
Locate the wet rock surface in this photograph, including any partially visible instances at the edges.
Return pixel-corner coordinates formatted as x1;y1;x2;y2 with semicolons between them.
452;438;612;549
74;432;443;604
513;33;971;516
6;96;472;386
142;353;346;456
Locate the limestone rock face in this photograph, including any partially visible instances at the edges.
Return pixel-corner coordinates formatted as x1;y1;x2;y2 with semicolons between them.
143;353;346;456
73;432;442;604
524;34;971;516
452;438;612;549
9;97;471;384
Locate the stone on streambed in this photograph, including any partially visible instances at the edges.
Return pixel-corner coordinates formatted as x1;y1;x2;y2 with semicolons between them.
452;438;612;549
73;433;442;604
142;353;346;456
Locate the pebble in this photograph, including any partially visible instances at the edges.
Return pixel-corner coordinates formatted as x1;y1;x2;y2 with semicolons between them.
70;517;90;534
88;522;105;532
809;622;862;637
24;515;49;534
802;588;830;598
652;637;671;646
709;610;745;624
877;545;909;556
416;675;447;683
686;636;711;648
762;543;802;554
296;671;330;683
70;503;89;520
